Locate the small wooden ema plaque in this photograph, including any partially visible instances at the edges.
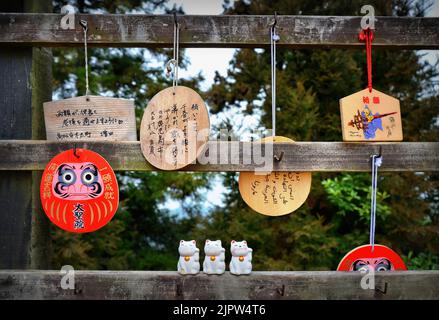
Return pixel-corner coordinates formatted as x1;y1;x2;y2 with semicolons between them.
239;136;312;216
339;88;403;141
140;86;210;170
43;95;137;141
40;148;119;233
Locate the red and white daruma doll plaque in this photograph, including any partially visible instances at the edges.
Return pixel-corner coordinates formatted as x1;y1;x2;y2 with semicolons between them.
40;148;119;233
337;244;407;272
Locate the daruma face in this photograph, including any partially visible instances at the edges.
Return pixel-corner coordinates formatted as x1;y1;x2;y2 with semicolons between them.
337;244;407;271
40;149;118;233
351;257;393;272
52;162;104;201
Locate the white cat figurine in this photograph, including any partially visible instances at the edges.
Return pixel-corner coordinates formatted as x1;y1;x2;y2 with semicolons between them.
203;240;225;275
177;240;200;275
229;240;253;275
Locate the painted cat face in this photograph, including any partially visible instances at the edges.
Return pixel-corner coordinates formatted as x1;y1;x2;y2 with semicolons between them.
52;162;104;200
230;240;249;256
204;240;223;256
352;257;393;272
179;240;197;256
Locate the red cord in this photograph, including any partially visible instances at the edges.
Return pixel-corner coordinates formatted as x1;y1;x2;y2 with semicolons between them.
358;28;374;92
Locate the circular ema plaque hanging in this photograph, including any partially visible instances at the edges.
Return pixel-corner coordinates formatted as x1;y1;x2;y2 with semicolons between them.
40;148;119;233
239;136;312;216
337;244;407;271
140;86;210;170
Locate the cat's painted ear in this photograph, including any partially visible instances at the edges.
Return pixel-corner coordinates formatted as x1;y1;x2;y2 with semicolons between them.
180;240;184;243
243;241;247;245
218;240;222;245
231;240;236;244
192;240;196;244
206;239;210;243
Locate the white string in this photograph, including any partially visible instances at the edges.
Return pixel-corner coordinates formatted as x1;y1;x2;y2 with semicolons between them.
80;20;90;97
172;18;180;93
370;154;382;251
270;25;279;137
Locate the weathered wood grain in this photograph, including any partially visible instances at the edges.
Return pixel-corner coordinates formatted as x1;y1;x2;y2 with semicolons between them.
0;1;52;269
0;48;33;269
0;270;438;300
1;14;438;48
30;45;53;269
0;140;437;172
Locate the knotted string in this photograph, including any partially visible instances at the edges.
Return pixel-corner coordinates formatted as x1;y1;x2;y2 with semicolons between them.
359;28;374;93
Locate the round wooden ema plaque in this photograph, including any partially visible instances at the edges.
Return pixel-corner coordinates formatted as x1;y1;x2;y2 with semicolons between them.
239;136;312;216
140;86;210;170
337;244;407;271
40;148;119;233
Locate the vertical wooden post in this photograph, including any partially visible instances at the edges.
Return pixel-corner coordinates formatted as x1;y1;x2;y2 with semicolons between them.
0;0;52;269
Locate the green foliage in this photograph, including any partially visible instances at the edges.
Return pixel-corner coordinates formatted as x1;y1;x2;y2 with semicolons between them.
322;173;391;222
404;252;439;270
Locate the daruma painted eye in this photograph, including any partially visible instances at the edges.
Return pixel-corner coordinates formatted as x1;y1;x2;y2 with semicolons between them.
81;168;98;185
40;149;119;233
61;170;76;184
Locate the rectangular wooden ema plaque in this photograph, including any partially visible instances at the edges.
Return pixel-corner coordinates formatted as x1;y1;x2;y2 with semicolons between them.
44;95;137;141
339;88;403;141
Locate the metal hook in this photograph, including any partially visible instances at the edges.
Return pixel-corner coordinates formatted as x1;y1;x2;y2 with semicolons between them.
73;144;80;159
79;19;88;32
274;151;284;162
271;11;278;29
173;10;178;28
375;282;388;294
371;146;382;160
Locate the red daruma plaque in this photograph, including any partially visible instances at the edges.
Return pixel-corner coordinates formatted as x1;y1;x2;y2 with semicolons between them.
40;148;119;233
337;244;407;272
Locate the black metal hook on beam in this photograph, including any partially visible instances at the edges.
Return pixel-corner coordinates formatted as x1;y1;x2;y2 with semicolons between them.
271;11;278;29
274;151;284;162
73;143;80;159
375;281;388;294
173;10;178;28
79;19;88;32
371;145;382;160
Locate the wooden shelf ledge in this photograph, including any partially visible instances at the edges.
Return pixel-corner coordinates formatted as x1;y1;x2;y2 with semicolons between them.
1;270;438;300
1;14;438;49
0;140;437;172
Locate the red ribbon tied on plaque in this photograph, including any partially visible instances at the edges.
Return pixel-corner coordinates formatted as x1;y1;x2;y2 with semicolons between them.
40;148;119;233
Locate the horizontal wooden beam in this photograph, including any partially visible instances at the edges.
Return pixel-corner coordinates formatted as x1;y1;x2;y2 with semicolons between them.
1;270;438;299
1;14;439;49
0;140;437;172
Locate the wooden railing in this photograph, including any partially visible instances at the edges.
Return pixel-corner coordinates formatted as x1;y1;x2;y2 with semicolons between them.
0;9;438;300
1;14;439;48
1;270;439;300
